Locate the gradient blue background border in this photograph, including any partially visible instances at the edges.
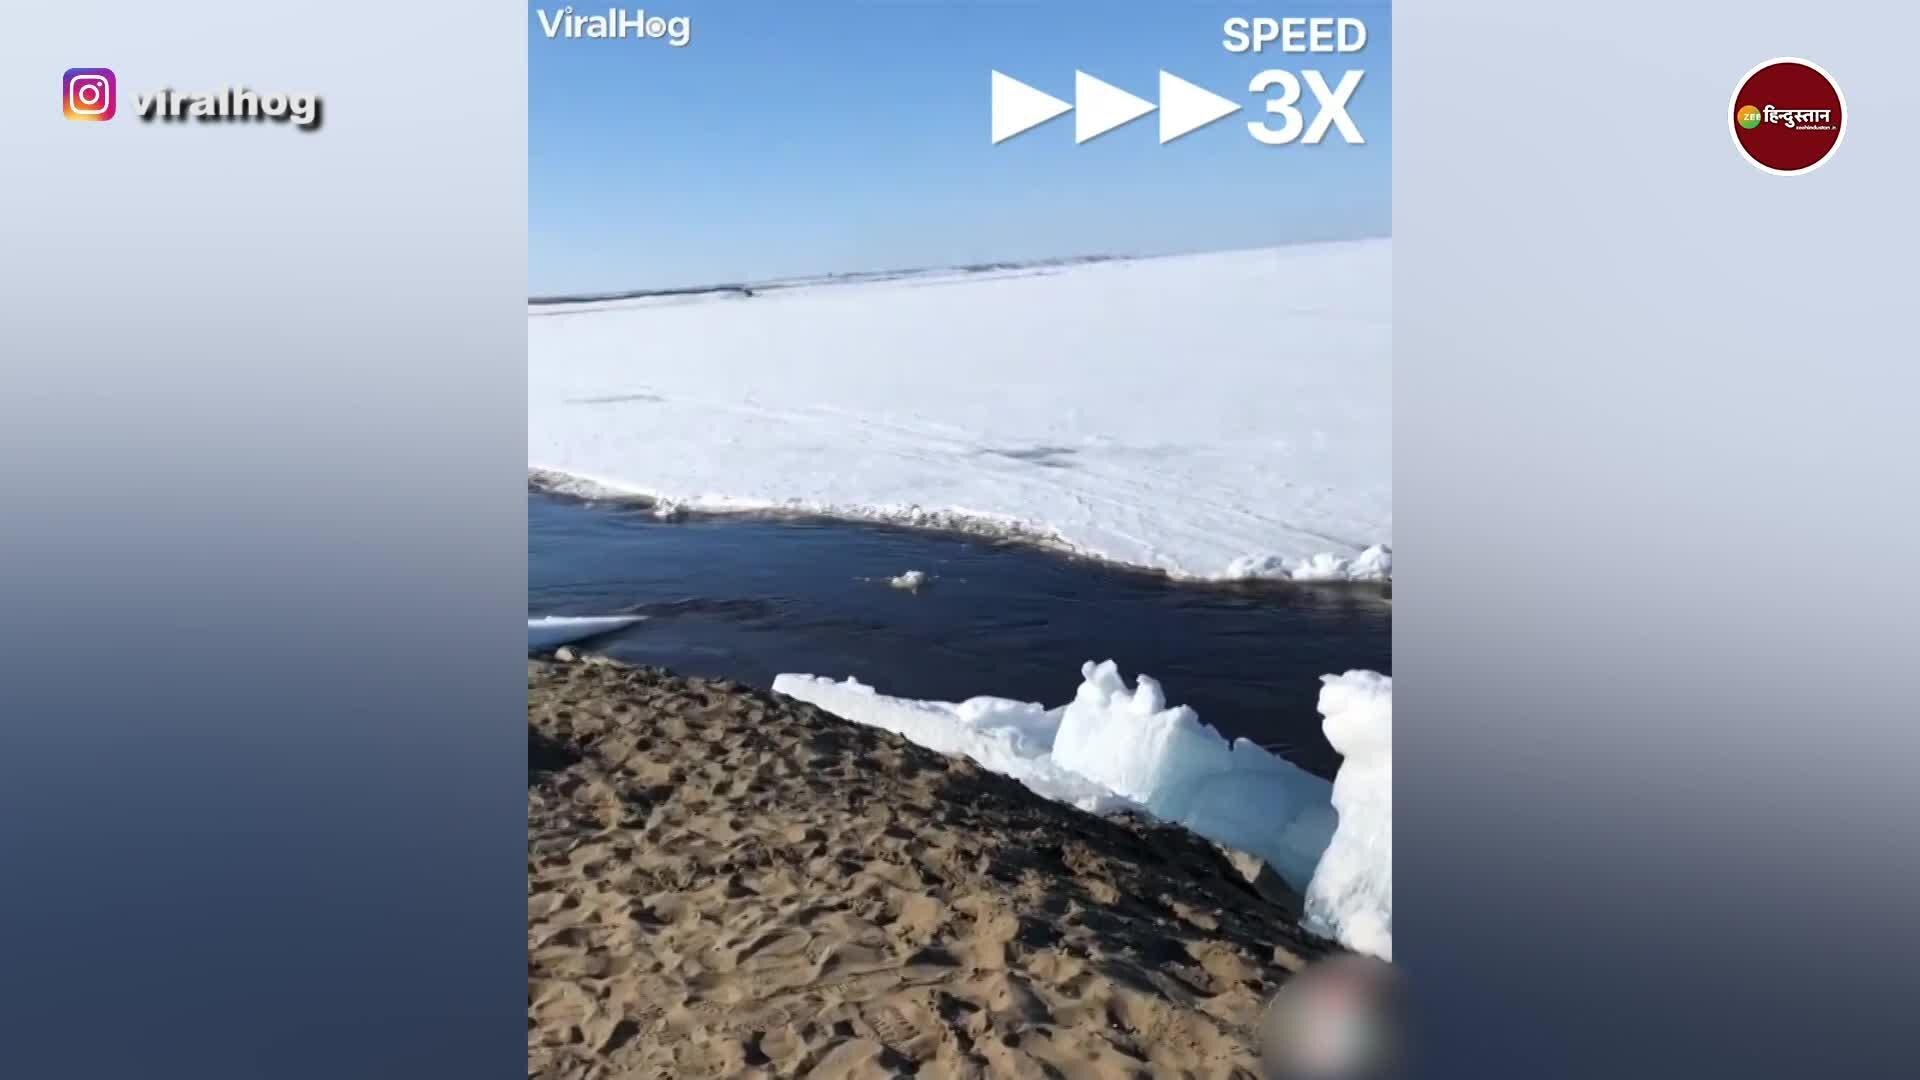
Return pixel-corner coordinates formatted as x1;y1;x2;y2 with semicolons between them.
3;2;1918;1077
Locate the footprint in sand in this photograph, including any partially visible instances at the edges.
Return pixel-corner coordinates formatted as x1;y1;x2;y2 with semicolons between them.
739;928;812;963
865;1002;930;1050
680;996;799;1034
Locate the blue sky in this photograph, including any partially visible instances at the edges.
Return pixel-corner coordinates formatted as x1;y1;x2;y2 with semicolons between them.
530;1;1391;294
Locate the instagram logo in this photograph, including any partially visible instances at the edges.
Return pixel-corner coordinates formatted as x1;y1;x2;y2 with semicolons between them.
63;67;116;121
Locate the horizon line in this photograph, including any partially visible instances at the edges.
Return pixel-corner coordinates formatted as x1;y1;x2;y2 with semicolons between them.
527;232;1391;306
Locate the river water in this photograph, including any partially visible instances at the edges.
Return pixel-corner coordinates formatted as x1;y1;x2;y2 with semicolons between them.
530;492;1390;778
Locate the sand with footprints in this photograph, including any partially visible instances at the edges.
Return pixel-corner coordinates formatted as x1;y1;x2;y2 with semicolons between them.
528;654;1340;1078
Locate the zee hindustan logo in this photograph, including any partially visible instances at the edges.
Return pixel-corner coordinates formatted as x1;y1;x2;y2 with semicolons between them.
1747;104;1833;130
1729;58;1845;175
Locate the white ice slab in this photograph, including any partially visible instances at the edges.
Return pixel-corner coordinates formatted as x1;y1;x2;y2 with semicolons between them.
528;615;644;653
1303;671;1393;960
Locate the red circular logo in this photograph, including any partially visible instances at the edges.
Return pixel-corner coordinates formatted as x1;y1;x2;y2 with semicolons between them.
1730;59;1845;175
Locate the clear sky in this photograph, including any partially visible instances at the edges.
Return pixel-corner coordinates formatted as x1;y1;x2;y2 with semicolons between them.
530;1;1391;295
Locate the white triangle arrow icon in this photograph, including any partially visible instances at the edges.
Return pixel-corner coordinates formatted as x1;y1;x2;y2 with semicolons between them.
991;71;1072;144
1074;71;1155;143
1158;71;1241;144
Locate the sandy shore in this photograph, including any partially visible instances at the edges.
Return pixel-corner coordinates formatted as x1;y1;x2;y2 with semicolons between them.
529;655;1340;1078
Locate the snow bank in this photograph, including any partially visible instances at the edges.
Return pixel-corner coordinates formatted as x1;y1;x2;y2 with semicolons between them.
776;661;1392;958
775;662;1335;895
530;241;1391;581
767;674;1125;811
528;615;644;653
1226;544;1392;584
1303;672;1393;960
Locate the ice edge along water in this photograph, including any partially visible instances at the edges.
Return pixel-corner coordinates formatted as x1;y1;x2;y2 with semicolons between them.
529;240;1392;583
528;615;646;652
773;663;1393;960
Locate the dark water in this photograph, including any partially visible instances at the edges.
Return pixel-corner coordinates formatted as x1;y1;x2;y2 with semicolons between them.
530;493;1390;778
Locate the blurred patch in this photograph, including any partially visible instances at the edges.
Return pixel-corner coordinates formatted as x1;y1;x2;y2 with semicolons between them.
1259;954;1402;1079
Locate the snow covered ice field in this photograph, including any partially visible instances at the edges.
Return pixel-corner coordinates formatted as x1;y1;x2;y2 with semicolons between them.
528;240;1391;582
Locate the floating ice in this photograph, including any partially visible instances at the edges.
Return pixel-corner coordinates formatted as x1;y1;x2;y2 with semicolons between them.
1302;671;1393;960
528;615;645;653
